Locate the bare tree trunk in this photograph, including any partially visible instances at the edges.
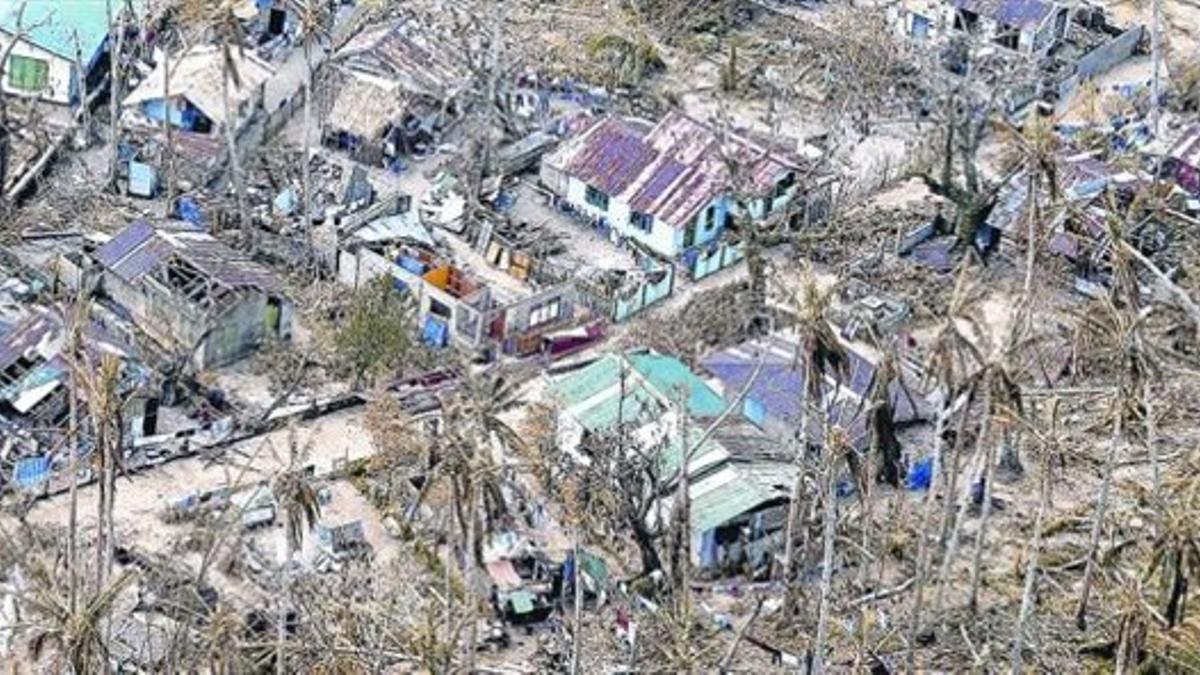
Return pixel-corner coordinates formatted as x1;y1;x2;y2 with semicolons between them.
1010;450;1050;673
782;383;810;580
904;398;950;673
162;39;174;216
465;481;478;671
1076;408;1123;629
571;529;582;675
107;0;123;190
72;33;90;149
221;59;251;248
933;371;993;622
67;310;81;612
966;425;999;616
301;29;314;250
812;421;837;674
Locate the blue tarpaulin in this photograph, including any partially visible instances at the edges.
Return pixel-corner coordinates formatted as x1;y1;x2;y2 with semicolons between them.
396;255;427;276
176;196;204;226
423;316;448;348
14;456;51;488
906;457;934;491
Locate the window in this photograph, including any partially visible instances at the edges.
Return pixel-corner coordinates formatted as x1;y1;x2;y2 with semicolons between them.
774;172;797;199
529;298;561;328
8;54;48;92
631;211;653;233
584;184;609;211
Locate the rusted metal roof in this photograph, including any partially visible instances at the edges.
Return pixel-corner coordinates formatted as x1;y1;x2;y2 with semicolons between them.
546;110;802;229
335;18;468;100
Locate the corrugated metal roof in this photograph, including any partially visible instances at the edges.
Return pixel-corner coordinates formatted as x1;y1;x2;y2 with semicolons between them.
701;333;933;441
545;110;801;229
550;351;729;439
122;45;275;128
336;18;469;100
952;0;1054;28
690;463;790;533
627;352;727;418
95;221;284;299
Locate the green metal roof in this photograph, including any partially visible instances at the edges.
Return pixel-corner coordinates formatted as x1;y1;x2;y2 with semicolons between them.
627;352;727;418
0;0;146;60
689;464;791;533
549;351;727;437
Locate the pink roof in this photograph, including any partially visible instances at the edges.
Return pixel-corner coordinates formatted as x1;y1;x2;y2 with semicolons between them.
1168;125;1200;169
546;110;802;228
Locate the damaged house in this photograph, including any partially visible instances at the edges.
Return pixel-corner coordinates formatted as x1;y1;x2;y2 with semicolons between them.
896;0;1070;56
337;206;586;357
539;110;831;280
0;0;138;106
120;44;275;187
122;44;275;136
982;151;1171;290
326;17;469;164
0;304;155;487
92;221;292;370
894;0;1143;112
545;350;799;570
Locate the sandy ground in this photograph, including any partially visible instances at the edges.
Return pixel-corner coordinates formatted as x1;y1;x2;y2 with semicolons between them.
18;409;375;548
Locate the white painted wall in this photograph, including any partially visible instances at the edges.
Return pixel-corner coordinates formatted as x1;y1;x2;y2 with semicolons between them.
0;33;74;104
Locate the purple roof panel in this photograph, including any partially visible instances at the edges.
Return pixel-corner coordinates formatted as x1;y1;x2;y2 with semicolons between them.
94;219;155;269
629;158;686;213
566;119;659;198
953;0;1053;29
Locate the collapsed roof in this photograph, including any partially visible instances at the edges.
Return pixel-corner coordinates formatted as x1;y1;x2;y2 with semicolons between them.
94;220;285;311
335;18;470;101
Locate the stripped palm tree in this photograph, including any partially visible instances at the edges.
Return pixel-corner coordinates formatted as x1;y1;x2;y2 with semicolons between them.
270;429;321;674
71;352;127;591
1073;217;1162;630
296;0;331;264
906;263;987;671
780;268;847;588
21;553;135;674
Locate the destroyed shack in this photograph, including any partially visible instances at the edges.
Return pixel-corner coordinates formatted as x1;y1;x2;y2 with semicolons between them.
0;305;155;484
92;220;293;370
122;44;274;137
338;208;586;357
327;17;469;163
315;520;371;561
540;110;830;280
984;151;1171;287
895;0;1070;56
